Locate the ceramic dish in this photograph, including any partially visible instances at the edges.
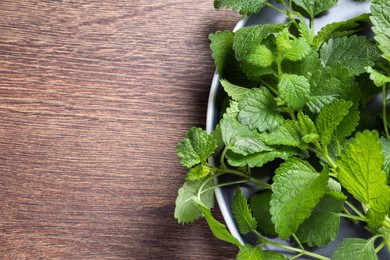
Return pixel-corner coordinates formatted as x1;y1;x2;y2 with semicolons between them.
206;1;389;258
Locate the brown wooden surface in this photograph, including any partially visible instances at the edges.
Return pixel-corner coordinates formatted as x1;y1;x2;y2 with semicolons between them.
0;1;240;259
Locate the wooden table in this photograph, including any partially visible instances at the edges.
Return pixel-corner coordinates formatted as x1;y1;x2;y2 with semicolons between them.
0;0;241;259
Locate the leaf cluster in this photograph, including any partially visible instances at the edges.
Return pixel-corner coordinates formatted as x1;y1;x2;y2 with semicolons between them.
175;0;390;259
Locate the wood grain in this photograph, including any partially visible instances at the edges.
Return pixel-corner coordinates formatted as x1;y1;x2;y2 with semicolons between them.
0;0;240;259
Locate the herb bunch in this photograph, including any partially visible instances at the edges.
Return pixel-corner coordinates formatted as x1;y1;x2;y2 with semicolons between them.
175;0;390;259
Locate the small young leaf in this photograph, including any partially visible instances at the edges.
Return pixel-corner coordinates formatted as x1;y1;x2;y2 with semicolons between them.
298;111;319;143
336;130;390;228
220;79;251;102
296;192;346;247
320;35;380;75
245;44;274;67
226;148;298;168
185;164;212;181
236;244;264;260
270;158;328;240
221;118;271;156
214;0;268;16
250;190;277;236
259;120;308;149
176;127;217;168
316;99;352;146
197;203;242;246
292;0;338;18
331;238;378;260
238;88;284;132
365;66;390;87
234;24;285;61
278;74;310;109
232;188;257;234
284;38;311;61
174;180;214;224
371;0;390;61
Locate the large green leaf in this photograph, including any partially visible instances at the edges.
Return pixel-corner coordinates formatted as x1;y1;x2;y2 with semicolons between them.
336;130;390;228
296;192;346;247
320;35;380;75
238;88;283;132
371;0;390;61
278;74;310;109
270;158;328;239
214;0;268;16
292;0;338;18
221;118;271;156
331;238;378;260
174;180;214;224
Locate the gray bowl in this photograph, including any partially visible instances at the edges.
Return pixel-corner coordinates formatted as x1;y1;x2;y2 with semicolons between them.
205;1;389;258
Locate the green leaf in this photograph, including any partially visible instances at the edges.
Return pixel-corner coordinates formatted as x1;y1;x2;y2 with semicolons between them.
365;66;390;87
314;14;370;49
174;180;214;224
197;203;242;246
284;38;312;61
185;164;212;181
263;251;288;260
221;117;271;156
232;188;257;234
209;31;235;75
371;0;390;61
291;0;338;17
298;111;319;143
259;120;308;149
316;99;352;146
236;244;264;260
220;79;251;102
270;158;329;239
278;74;310;109
296;192;346;247
380;136;390;183
223;100;240;120
245;44;274;67
320;35;380;75
331;238;378;260
335;107;360;141
214;0;267;16
176;127;217;168
226;148;298;168
234;24;285;61
336;130;390;228
238;88;283;132
250;190;277;236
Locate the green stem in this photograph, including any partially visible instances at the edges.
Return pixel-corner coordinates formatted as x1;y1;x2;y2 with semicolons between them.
292;233;305;251
214;167;272;189
323;146;337;169
342;206;358;224
375;240;387;254
197;172;225;199
264;238;330;260
336;140;341;156
382;85;390;138
338;213;367;222
266;2;287;15
201;179;250;194
220;146;228;169
345;200;365;219
259;78;278;95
